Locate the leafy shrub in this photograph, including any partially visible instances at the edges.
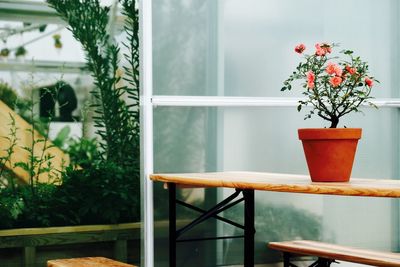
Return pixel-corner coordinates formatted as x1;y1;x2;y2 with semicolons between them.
15;183;57;228
0;0;141;229
0;81;17;109
0;188;23;229
50;162;139;226
66;137;101;169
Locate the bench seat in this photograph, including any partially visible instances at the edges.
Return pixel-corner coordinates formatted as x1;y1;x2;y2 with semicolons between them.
269;240;400;267
47;257;136;267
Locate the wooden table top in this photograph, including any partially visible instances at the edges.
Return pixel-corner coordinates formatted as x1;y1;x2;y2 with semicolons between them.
269;240;400;267
150;171;400;198
47;257;136;267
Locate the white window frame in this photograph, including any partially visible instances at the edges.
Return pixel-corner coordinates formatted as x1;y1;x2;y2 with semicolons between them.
139;1;400;267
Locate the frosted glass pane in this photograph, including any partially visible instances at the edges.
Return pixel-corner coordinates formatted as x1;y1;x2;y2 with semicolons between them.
222;107;399;179
153;0;214;96
153;106;399;265
153;0;398;97
224;0;396;97
153;107;219;266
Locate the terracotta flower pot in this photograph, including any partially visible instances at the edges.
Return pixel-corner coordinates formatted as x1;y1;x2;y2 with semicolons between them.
298;128;362;182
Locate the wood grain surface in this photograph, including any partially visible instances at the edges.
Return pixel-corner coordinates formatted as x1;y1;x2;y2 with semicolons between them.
47;257;136;267
0;223;140;248
269;240;400;267
150;171;400;198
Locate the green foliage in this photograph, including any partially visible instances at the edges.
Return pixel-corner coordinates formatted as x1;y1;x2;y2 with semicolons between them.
14;93;60;187
46;0;140;169
282;43;378;128
46;0;141;222
15;46;27;57
0;113;59;229
0;81;18;109
0;97;62;229
0;48;10;57
52;126;71;149
51;162;140;226
0;81;32;123
0;116;23;229
66;137;101;168
0;115;18;193
16;182;57;228
0;188;23;229
0;0;141;230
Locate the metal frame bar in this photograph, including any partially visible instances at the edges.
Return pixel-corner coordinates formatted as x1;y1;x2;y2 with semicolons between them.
176;189;241;238
282;252;336;267
176;199;245;229
139;0;154;266
176;235;244;243
0;60;88;74
0;0;63;24
152;95;400;108
168;184;255;267
244;189;255;267
169;183;177;267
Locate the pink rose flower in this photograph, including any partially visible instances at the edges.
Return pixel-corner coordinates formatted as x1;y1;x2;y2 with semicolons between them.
345;65;356;75
324;45;332;54
294;43;306;54
325;62;343;76
329;76;343;88
365;77;373;87
307;71;315;89
315;43;332;56
315;44;325;56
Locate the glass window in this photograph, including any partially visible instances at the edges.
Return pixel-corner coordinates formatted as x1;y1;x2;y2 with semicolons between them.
153;106;398;265
151;0;400;265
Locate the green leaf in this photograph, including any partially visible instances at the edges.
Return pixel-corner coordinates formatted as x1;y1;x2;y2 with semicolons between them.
14;162;30;171
52;125;71;148
297;105;302;112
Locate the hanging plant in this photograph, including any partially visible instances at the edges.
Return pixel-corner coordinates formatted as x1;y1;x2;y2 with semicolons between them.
0;48;10;57
15;46;27;57
53;34;62;49
39;24;47;32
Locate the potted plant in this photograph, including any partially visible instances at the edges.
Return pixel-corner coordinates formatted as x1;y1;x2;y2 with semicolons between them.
282;43;377;182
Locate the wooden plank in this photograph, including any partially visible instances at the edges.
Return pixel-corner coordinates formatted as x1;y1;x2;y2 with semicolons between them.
114;240;128;262
23;246;36;267
0;100;70;184
0;221;179;249
0;229;139;248
150;171;400;198
0;222;140;237
0;223;141;248
269;240;400;267
47;257;136;267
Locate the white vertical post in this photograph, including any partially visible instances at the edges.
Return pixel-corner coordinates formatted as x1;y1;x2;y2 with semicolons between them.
139;0;154;266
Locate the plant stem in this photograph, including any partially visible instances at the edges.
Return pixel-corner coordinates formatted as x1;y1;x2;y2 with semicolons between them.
330;116;339;128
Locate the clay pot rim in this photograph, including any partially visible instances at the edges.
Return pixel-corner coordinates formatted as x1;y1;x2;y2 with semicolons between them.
298;128;362;140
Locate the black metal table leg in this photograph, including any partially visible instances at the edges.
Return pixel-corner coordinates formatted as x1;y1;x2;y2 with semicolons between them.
243;189;255;267
168;185;255;267
169;183;176;267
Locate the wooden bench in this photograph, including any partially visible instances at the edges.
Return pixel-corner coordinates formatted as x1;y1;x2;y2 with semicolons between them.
0;223;140;267
269;240;400;267
47;257;136;267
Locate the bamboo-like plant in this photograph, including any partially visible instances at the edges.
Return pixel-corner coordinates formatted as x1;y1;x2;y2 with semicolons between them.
46;0;140;219
46;0;140;170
